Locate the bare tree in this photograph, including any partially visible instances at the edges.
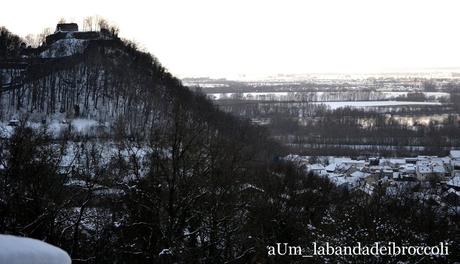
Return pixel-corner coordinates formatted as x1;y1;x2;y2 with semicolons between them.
83;16;94;31
37;27;52;45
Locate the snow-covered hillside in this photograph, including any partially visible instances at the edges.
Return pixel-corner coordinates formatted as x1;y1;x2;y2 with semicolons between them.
39;38;88;58
0;235;71;264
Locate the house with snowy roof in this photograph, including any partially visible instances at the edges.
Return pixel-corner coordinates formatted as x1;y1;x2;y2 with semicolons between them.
399;164;416;175
416;160;433;181
450;151;460;177
348;171;370;187
331;157;366;168
447;173;460;191
382;169;393;179
325;163;336;173
308;163;327;176
449;150;460;160
387;158;406;168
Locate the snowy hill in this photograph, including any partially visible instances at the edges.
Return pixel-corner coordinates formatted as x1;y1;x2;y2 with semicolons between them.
0;235;71;264
0;29;168;137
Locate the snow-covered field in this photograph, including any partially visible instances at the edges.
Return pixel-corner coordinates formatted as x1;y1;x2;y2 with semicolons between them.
314;100;442;110
207;91;449;101
381;91;449;99
0;235;71;264
208;92;289;100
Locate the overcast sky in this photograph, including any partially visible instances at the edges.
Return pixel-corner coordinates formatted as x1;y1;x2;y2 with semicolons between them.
1;0;460;78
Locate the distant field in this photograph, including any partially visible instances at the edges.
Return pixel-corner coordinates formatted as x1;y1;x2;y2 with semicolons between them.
313;100;442;110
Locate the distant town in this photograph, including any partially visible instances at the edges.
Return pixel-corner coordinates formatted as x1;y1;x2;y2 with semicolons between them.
286;150;460;213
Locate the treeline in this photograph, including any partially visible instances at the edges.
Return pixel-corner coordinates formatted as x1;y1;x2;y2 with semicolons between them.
0;27;24;59
218;99;460;156
216;90;447;102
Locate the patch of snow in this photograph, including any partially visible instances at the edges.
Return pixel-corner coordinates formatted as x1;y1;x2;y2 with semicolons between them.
0;122;15;138
71;119;99;132
240;183;264;192
159;248;173;256
0;235;71;264
40;38;87;58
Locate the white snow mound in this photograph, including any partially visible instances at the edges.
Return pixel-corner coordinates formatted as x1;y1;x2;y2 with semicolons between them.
0;235;71;264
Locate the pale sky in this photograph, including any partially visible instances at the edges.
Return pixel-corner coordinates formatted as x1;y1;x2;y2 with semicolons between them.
1;0;460;78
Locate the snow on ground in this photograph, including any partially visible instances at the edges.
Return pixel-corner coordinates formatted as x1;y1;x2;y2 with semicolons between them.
0;122;14;138
382;91;450;99
0;235;71;264
0;118;102;138
207;91;450;101
208;92;289;100
40;38;87;58
314;100;442;110
71;118;99;132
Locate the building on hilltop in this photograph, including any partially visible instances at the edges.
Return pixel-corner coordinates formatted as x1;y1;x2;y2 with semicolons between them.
55;23;79;33
45;23;114;46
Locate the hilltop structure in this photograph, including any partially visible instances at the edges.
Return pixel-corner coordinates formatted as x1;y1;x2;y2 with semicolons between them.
1;23;117;100
45;23;113;45
55;23;79;32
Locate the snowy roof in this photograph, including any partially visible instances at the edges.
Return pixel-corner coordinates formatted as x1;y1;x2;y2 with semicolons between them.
444;188;460;197
325;163;336;172
0;235;71;264
429;159;444;166
441;157;451;164
337;163;352;172
309;164;325;170
328;175;347;186
432;165;446;174
352;160;366;164
400;164;416;172
350;171;370;179
417;165;432;174
447;175;460;188
332;157;352;163
450;150;460;159
388;158;406;165
416;160;430;165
